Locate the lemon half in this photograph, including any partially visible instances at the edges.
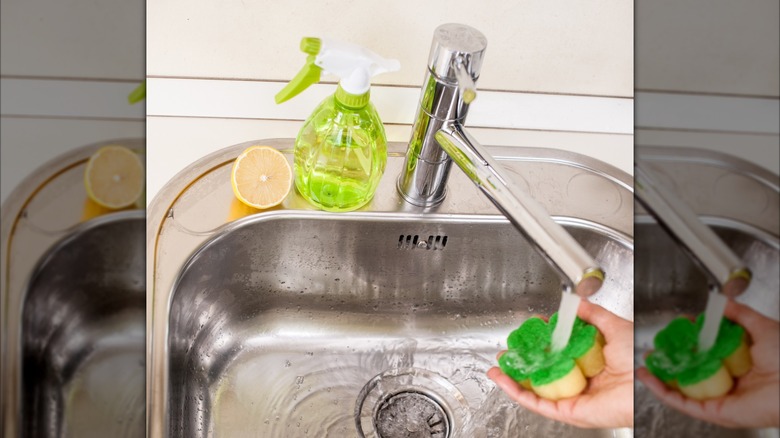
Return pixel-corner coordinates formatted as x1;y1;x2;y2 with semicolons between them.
84;145;145;209
231;146;292;209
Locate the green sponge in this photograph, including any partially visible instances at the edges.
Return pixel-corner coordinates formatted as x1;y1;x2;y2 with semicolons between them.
499;313;605;399
646;314;751;400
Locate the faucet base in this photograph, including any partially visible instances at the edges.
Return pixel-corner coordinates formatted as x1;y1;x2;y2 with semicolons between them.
396;152;454;208
396;176;448;208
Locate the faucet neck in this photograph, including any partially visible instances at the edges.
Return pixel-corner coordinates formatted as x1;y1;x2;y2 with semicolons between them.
397;24;487;207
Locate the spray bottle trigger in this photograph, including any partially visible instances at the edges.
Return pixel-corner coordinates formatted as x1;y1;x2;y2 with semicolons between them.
274;54;323;104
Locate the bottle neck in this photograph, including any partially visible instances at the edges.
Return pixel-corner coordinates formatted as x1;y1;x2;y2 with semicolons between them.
335;84;370;109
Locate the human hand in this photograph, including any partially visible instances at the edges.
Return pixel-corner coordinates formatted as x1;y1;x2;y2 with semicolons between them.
637;300;780;428
487;300;634;428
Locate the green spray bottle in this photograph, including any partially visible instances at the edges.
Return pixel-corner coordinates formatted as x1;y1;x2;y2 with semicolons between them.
275;37;400;212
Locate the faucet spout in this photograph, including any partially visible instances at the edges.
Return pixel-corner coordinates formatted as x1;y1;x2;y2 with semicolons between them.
635;161;751;296
435;125;605;297
397;23;606;297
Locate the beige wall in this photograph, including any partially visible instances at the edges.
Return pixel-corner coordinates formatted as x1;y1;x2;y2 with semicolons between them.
148;0;633;97
1;0;144;80
636;0;779;97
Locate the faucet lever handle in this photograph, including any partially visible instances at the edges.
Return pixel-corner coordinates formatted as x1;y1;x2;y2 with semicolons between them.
453;56;477;104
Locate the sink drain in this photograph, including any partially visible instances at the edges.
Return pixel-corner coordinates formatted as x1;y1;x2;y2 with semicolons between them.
375;391;449;438
355;368;469;438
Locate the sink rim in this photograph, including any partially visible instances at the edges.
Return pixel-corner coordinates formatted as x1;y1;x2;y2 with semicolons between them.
147;139;633;244
635;214;779;247
24;209;146;296
177;210;634;271
636;145;779;192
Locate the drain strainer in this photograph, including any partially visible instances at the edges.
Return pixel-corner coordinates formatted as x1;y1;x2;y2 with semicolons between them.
375;391;449;438
355;368;469;438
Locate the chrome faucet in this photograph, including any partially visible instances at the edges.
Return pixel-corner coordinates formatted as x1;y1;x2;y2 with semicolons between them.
635;160;751;296
397;23;605;297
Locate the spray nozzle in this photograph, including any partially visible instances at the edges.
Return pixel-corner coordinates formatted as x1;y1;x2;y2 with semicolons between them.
275;37;400;107
300;37;321;55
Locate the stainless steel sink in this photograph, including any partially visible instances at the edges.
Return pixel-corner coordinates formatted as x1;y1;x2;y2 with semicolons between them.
635;146;780;437
1;140;146;437
148;138;634;437
21;213;145;437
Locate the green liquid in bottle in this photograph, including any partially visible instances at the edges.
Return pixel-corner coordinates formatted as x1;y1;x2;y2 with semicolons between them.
294;91;387;212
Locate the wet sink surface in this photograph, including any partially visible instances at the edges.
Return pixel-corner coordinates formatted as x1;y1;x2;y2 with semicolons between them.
166;213;633;437
635;219;779;438
21;215;145;437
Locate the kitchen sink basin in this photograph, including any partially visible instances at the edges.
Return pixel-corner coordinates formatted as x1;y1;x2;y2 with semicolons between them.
1;140;146;437
167;213;632;436
635;147;780;437
21;213;145;437
148;138;634;437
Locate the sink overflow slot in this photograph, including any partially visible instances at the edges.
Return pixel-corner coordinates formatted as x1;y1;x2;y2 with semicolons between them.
397;235;448;250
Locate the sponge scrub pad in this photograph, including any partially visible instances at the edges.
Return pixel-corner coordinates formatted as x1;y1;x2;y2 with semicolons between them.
499;313;606;400
645;315;751;400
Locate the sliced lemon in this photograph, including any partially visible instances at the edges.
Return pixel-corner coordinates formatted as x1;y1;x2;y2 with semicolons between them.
84;145;145;209
231;146;292;209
